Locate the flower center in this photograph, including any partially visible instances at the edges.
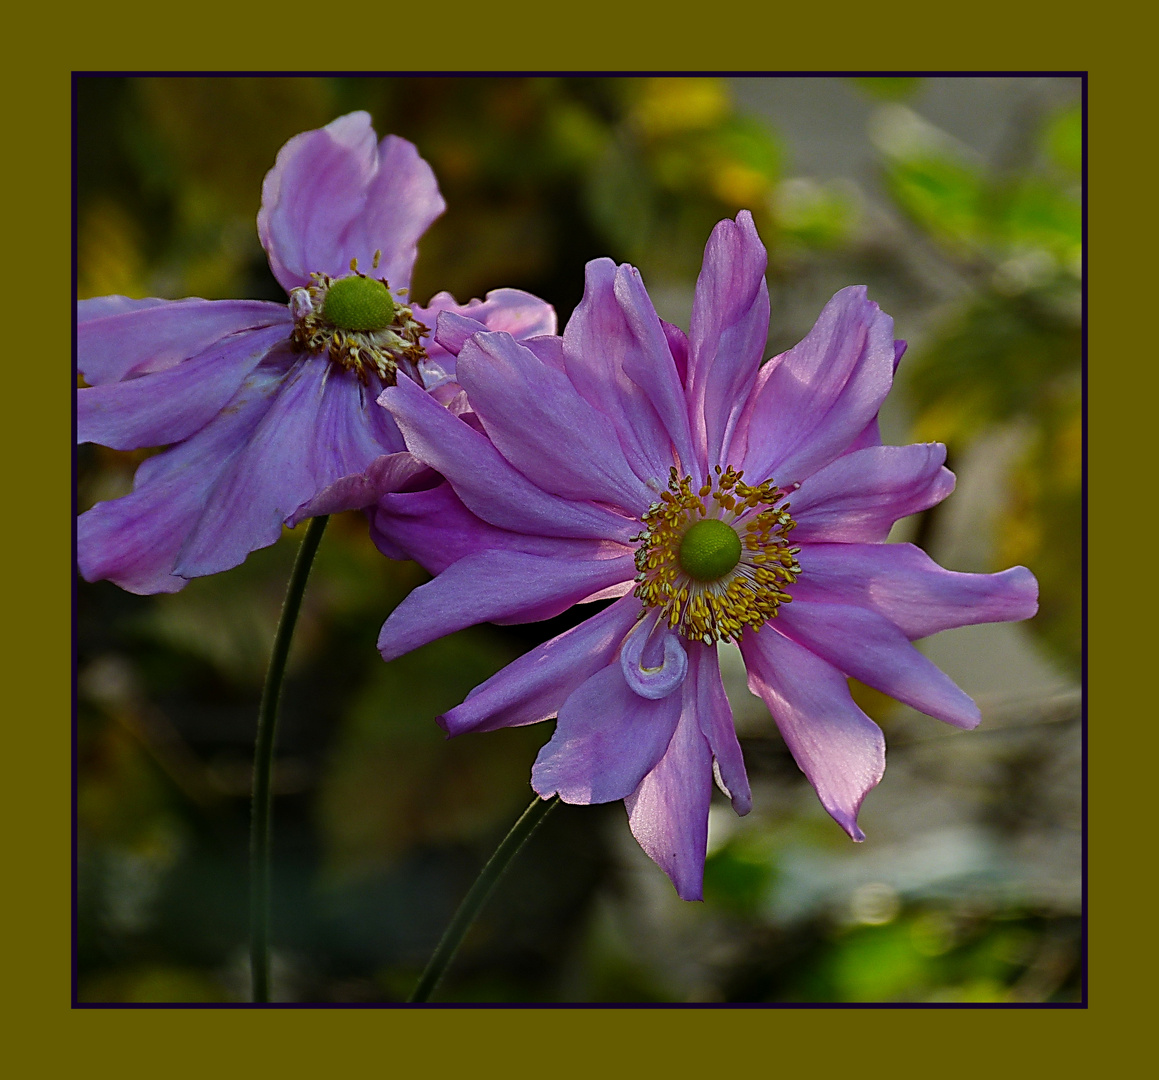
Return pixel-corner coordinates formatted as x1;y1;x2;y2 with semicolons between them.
678;518;742;582
321;275;396;331
289;256;428;386
632;465;801;645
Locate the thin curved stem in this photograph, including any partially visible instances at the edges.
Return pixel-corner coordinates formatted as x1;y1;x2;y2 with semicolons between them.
249;515;329;1003
409;795;558;1003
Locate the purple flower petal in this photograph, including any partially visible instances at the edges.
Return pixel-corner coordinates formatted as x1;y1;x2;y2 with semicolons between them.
289;452;433;524
777;600;982;729
455;331;653;511
740;627;885;840
691;642;751;815
176;356;401;577
789;443;955;543
562;259;691;485
77;324;287;451
377;549;636;662
790;542;1039;639
660;319;689;385
341;134;446;291
417;288;557;367
531;663;683;805
258;113;444;292
615;265;698;480
77;298;290;386
686;211;770;471
378;375;638;542
739;287;897;486
440;595;643;735
77;295;168;322
619;610;689;700
625;686;716;901
77;365;286;594
371;481;624;575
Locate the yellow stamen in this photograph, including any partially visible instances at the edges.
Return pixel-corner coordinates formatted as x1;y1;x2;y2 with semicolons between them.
632;466;800;644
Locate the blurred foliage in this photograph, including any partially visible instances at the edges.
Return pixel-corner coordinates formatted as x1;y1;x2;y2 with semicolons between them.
876;100;1082;672
75;76;1081;1004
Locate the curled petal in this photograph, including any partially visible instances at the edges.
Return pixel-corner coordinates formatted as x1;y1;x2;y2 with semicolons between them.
619;610;689;700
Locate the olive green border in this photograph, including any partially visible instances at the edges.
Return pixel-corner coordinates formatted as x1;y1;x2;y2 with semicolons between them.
16;4;1136;1075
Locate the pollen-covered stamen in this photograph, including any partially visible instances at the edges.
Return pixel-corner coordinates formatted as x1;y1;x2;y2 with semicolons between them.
632;465;801;645
289;255;429;385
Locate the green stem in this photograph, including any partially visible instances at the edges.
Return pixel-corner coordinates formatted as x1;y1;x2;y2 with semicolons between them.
409;795;558;1003
249;515;329;1003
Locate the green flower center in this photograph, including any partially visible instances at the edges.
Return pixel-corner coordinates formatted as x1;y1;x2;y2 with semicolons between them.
321;275;395;332
678;518;742;582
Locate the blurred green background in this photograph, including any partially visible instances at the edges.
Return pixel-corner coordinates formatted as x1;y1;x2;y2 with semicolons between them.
76;75;1082;1004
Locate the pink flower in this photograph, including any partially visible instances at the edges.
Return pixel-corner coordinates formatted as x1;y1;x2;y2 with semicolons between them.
77;112;554;594
372;211;1038;900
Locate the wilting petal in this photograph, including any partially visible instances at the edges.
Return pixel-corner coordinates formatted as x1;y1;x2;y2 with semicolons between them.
625;686;716;901
740;287;896;486
741;628;884;840
76;366;285;594
371;481;623;575
377;549;635;662
441;595;643;735
379;374;638;542
790;542;1039;640
77;324;287;450
692;643;751;815
456;331;653;511
77;298;289;386
686;211;770;471
790;443;954;543
619;610;689;700
531;664;682;805
777;601;981;729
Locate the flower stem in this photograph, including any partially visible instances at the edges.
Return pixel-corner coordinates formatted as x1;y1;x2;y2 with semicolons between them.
249;514;329;1003
409;795;558;1003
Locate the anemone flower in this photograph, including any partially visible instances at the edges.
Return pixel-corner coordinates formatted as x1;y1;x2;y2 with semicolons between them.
372;210;1038;901
77;111;554;594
